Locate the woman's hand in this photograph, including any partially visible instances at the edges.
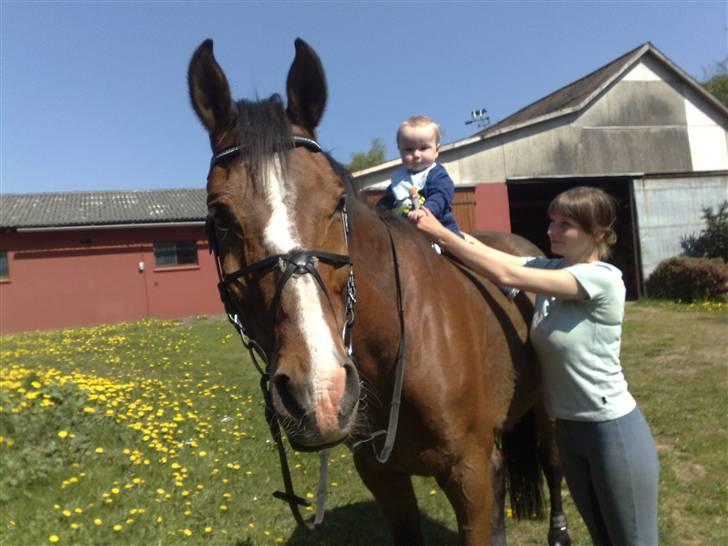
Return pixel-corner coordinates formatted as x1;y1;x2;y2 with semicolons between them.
407;208;426;222
412;206;447;241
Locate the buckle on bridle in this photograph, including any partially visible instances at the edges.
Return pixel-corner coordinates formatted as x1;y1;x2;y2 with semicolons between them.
279;251;318;277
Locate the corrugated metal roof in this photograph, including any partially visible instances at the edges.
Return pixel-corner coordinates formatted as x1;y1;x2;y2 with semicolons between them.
0;189;207;229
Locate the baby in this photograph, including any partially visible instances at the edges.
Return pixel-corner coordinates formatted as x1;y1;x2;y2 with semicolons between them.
377;115;461;236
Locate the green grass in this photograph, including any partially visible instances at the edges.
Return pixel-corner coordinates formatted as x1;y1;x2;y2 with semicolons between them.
0;303;726;545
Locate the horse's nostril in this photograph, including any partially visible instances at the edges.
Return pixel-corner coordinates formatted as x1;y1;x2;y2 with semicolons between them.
340;361;360;416
272;373;306;419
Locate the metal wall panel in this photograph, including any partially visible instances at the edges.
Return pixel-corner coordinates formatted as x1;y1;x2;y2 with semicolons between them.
633;175;728;281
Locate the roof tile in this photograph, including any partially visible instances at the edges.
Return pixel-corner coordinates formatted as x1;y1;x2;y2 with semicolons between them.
0;189;207;228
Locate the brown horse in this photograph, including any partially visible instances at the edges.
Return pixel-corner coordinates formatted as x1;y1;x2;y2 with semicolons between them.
188;38;571;546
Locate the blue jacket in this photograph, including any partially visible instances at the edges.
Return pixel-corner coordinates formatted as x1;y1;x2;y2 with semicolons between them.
377;164;461;235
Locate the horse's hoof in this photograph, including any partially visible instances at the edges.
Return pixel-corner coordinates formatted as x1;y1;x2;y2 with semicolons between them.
548;528;572;546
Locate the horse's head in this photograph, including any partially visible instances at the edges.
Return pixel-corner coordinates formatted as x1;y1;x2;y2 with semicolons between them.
188;39;360;450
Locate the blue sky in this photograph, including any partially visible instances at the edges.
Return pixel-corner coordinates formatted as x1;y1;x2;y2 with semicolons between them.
1;1;725;194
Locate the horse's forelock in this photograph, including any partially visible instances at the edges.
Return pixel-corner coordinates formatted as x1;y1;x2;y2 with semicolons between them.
235;95;292;186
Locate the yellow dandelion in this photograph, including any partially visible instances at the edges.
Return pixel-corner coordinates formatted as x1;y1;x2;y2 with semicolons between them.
49;535;60;543
219;504;228;512
113;524;122;532
58;431;68;439
204;527;213;534
94;519;102;526
95;447;104;454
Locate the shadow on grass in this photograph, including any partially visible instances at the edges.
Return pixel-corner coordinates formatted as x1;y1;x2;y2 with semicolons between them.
279;501;458;545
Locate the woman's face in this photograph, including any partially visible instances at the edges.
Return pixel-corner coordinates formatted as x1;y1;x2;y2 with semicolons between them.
547;212;599;262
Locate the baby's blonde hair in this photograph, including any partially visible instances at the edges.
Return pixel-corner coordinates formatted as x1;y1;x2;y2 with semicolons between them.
397;115;441;146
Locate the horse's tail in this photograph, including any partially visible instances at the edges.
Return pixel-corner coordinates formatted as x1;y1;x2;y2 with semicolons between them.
501;408;545;519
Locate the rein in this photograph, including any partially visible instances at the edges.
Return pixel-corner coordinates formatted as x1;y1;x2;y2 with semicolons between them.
205;134;407;528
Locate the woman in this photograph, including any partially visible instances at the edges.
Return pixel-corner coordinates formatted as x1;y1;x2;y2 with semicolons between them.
414;186;659;546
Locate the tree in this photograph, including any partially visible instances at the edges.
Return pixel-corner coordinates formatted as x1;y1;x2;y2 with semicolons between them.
680;200;728;261
346;138;386;172
701;59;728;107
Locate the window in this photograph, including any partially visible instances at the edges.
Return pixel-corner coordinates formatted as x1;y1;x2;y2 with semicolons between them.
0;251;7;279
153;241;198;268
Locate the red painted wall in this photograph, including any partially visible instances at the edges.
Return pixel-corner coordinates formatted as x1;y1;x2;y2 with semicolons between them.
474;183;512;232
0;226;222;334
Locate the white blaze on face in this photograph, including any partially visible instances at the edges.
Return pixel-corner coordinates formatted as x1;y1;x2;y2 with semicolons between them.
261;156;346;435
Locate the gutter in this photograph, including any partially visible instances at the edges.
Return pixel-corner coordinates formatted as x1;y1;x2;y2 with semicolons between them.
15;221;206;233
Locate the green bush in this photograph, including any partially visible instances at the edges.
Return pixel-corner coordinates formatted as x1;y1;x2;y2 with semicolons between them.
680;201;728;261
646;256;728;302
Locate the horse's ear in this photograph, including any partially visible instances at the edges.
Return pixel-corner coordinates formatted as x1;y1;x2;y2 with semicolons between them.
188;39;237;136
286;38;327;133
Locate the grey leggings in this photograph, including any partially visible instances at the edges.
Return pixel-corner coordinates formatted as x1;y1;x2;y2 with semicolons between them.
556;407;660;546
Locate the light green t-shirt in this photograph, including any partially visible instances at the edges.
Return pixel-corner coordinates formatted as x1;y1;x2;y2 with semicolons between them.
522;257;635;421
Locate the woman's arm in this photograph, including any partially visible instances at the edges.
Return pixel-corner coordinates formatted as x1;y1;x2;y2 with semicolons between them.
459;232;525;266
415;208;588;300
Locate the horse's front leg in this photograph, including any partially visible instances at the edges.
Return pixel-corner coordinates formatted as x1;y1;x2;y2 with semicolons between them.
435;439;493;546
353;452;424;546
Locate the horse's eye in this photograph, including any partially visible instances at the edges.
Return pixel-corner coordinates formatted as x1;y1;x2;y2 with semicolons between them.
209;206;235;233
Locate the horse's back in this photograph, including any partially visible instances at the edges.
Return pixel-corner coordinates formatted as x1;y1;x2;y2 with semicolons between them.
469;230;543;258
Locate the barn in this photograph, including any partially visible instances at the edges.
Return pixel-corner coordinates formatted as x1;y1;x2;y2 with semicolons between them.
2;42;726;333
354;42;728;299
0;190;221;334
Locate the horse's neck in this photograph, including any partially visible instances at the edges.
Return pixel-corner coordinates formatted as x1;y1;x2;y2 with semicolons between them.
349;200;437;284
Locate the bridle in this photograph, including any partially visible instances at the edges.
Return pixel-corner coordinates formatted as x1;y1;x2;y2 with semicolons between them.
205;134;407;528
207;135;356;370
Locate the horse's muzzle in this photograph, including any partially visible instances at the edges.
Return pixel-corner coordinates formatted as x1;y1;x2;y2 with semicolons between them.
270;360;360;449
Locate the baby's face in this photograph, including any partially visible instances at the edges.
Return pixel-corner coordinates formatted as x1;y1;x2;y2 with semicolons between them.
397;124;439;173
